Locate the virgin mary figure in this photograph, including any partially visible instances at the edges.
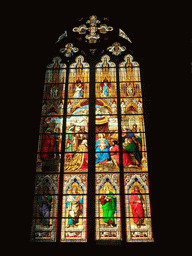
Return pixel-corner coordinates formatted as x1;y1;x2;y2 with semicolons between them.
95;133;111;164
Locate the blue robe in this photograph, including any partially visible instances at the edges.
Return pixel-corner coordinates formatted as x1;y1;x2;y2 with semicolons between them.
95;139;111;163
103;85;109;96
123;129;135;142
38;195;52;226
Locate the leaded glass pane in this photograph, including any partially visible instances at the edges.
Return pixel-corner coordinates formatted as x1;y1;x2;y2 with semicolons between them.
30;18;154;243
61;174;88;242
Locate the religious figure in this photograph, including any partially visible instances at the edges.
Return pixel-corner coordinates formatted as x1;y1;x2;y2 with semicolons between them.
65;125;75;155
53;127;61;157
111;101;117;114
76;126;88;146
121;100;126;114
73;80;84;98
110;140;132;167
137;100;142;113
132;124;142;151
50;88;53;98
36;185;52;227
67;101;72;114
70;115;88;128
58;101;63;114
66;186;83;227
53;87;58;98
102;83;109;97
125;138;141;166
95;133;111;164
127;85;134;96
100;78;111;97
130;185;145;228
122;125;142;165
100;185;116;227
65;139;88;171
72;126;81;151
42;102;47;115
95;107;103;116
40;128;54;159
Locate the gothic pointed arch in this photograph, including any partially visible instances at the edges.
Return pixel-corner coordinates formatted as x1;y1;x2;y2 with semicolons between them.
30;14;154;244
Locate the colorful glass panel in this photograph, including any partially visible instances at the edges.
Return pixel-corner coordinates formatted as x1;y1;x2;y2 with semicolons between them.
120;82;142;97
120;54;153;242
43;57;66;100
30;174;60;242
61;174;88;242
121;115;145;132
120;97;143;114
124;173;153;242
30;25;154;243
95;55;122;241
95;132;119;172
41;99;65;116
95;173;122;240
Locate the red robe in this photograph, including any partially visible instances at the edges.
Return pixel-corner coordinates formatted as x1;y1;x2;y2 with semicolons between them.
41;134;54;158
130;192;144;223
110;145;132;166
80;147;88;170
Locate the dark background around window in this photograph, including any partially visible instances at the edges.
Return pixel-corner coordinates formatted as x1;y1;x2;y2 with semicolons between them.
17;7;190;249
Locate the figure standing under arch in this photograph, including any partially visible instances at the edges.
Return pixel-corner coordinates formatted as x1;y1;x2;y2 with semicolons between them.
130;185;145;228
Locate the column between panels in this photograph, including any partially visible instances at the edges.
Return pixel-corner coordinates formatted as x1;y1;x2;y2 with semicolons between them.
116;63;126;244
56;66;69;242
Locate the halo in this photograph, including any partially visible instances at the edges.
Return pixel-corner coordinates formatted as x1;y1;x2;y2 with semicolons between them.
131;182;141;192
101;182;115;194
71;182;79;190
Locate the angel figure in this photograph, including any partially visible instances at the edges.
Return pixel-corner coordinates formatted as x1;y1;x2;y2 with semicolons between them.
121;100;126;114
111;101;117;114
100;78;111;97
73;80;84;98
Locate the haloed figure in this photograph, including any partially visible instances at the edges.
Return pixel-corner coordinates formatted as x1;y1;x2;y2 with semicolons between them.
130;185;145;228
66;186;83;227
100;186;116;227
95;133;111;164
37;186;52;227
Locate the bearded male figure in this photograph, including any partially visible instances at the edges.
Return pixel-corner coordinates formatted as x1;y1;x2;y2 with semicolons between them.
130;185;145;228
66;186;83;227
100;187;116;227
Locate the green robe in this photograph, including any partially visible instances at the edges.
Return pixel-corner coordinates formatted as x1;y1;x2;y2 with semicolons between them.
65;132;73;152
125;142;141;164
102;192;116;223
134;132;142;146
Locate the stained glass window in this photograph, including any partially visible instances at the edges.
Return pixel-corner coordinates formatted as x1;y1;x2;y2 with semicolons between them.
30;15;154;244
61;56;89;242
30;56;66;241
